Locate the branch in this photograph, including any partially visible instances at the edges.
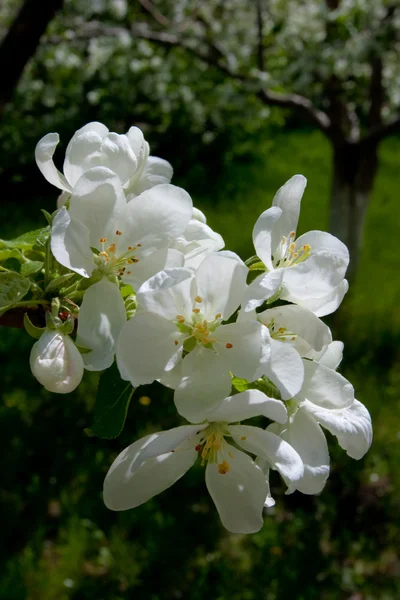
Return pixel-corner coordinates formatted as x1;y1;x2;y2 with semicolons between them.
137;0;170;27
362;116;400;145
258;89;331;133
0;0;64;111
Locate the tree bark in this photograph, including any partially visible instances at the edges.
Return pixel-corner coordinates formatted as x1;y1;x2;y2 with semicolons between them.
329;140;379;280
0;0;64;112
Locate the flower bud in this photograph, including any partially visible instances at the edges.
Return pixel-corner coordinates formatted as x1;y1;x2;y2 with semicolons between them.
29;329;84;394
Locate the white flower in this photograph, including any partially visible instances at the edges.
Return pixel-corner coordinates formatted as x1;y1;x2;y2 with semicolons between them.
268;343;372;494
51;167;192;289
117;253;270;422
30;329;84;394
103;390;303;534
243;175;349;316
35;121;172;196
240;304;332;400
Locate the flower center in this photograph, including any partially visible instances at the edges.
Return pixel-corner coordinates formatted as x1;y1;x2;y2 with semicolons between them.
195;423;233;473
273;231;311;268
265;318;297;342
175;296;229;350
95;233;142;277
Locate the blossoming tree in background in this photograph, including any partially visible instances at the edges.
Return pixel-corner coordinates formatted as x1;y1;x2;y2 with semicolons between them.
0;122;372;534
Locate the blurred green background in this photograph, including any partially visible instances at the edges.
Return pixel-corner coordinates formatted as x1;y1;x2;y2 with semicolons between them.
1;1;400;599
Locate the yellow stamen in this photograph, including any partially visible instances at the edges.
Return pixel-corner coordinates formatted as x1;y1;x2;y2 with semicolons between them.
240;436;247;440
225;343;233;349
193;308;200;314
176;315;185;323
116;230;122;236
139;396;151;406
99;251;108;257
218;460;230;475
215;313;222;319
195;295;203;303
99;237;107;243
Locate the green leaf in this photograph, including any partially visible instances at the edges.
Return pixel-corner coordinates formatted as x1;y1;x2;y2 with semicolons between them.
231;376;281;399
88;362;134;439
32;226;50;251
0;248;23;263
41;209;53;226
21;261;44;277
231;376;251;393
0;272;31;315
0;227;49;251
24;313;45;339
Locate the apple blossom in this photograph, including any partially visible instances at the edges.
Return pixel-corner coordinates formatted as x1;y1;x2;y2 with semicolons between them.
30;328;84;394
35;121;172;197
267;343;372;494
103;389;304;534
51;167;192;289
117;253;270;422
243;175;349;315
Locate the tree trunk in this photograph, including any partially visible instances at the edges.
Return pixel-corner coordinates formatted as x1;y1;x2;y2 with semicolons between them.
0;0;64;112
329;140;378;281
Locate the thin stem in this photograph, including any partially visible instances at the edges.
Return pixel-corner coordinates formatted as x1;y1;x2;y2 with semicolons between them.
13;299;50;308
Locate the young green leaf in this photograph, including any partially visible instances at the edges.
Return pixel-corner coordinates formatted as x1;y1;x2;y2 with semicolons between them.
88;362;134;439
0;272;31;315
0;227;49;251
21;261;44;277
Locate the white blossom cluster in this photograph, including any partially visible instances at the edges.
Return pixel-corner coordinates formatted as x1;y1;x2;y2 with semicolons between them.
31;122;372;534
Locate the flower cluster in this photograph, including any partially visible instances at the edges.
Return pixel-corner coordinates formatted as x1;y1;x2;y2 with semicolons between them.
19;122;372;534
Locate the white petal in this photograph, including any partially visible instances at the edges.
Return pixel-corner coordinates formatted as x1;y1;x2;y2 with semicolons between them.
136;267;195;320
76;279;126;371
281;252;347;303
242;270;283;312
270;408;330;494
305;340;344;369
97;132;138;184
263;338;304;400
174;347;232;423
123;184;192;252
295;280;349;317
230;425;304;491
271;174;306;250
64;125;106;187
104;425;202;510
126;126;148;161
205;442;267;534
252;206;282;270
254;461;276;507
306;399;372;460
196;253;248;320
215;321;265;381
68;167;126;249
192;207;207;223
130;156;173;195
30;330;84;394
298;359;354;409
296;230;349;269
35;133;72;192
116;312;178;386
51;207;95;277
206;389;287;424
171;220;224;271
258;304;332;353
122;248;170;291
